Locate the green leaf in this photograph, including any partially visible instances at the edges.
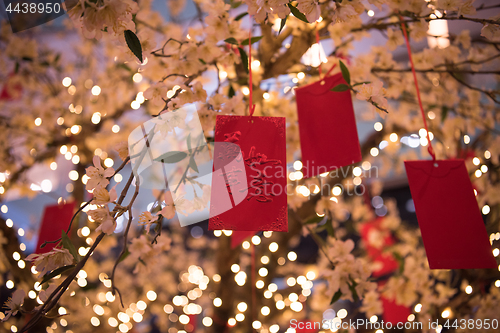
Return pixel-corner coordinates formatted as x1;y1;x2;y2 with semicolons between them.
124;30;143;63
119;249;130;263
339;60;350;85
155;151;188;163
330;290;342;304
287;3;309;23
198;58;207;65
40;265;76;285
234;12;248;21
441;106;449;123
238;47;249;74
331;84;350;92
187;133;192;153
304;215;325;225
351;81;371;87
61;230;79;262
241;36;263;46
224;37;239;45
325;219;335;237
189;157;199;173
348;280;360;302
228;84;236;98
279;16;287;35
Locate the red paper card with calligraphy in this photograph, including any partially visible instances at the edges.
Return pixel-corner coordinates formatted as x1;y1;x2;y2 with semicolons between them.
295;73;362;179
209;115;288;232
36;201;76;254
405;159;497;269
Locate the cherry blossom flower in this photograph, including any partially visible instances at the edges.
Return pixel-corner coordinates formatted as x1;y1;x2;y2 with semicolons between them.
26;248;74;278
355;80;388;115
92;185;117;205
38;284;58;303
114;141;129;161
297;0;321;23
96;215;117;235
143;83;169;107
85;156;115;191
138;211;158;233
2;290;25;321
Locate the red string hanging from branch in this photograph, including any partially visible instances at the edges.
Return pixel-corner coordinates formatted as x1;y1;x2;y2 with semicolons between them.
248;19;255;117
399;16;436;161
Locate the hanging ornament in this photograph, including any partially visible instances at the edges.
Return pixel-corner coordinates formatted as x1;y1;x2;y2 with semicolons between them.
35;201;76;254
209;115;288;231
405;160;497;269
398;17;496;269
295;71;362;178
209;18;287;232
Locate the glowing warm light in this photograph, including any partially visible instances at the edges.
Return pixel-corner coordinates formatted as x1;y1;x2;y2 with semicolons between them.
70;125;81;135
374;122;383;131
203;317;213;327
427;16;450;49
269;242;278;252
367;9;374;16
482;205;490;215
293;160;303;170
389;133;398;142
288;251;297;261
231;264;240;273
147;290;157;301
261;306;270;316
337;309;348;319
252;235;261;245
62;77;72;87
370;147;379;156
415;304;422;313
91;85;101;96
213;298;222;307
34;117;42;126
370;315;378;323
131;100;141;109
465;285;473;294
133;73;143;83
242;87;250;95
302;43;327;67
485;150;491;159
69;170;79;181
464;135;470;144
332;186;342;196
104;158;114;168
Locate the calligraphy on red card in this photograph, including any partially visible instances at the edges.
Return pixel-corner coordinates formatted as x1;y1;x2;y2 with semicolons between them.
209;115;288;232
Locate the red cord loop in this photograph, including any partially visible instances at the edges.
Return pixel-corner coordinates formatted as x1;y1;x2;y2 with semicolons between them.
399;15;436;161
248;17;255;117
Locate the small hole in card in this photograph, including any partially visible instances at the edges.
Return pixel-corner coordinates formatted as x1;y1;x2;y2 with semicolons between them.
320;80;325;86
434;162;439;168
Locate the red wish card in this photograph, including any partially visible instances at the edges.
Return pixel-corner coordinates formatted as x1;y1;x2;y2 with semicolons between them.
209;115;288;232
405;159;497;269
360;217;399;277
295;73;362;179
35;201;76;254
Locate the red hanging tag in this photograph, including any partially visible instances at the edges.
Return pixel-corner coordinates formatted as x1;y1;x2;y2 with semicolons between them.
295;73;362;179
405;159;497;269
35;201;76;254
360;217;399;277
209;115;288;232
